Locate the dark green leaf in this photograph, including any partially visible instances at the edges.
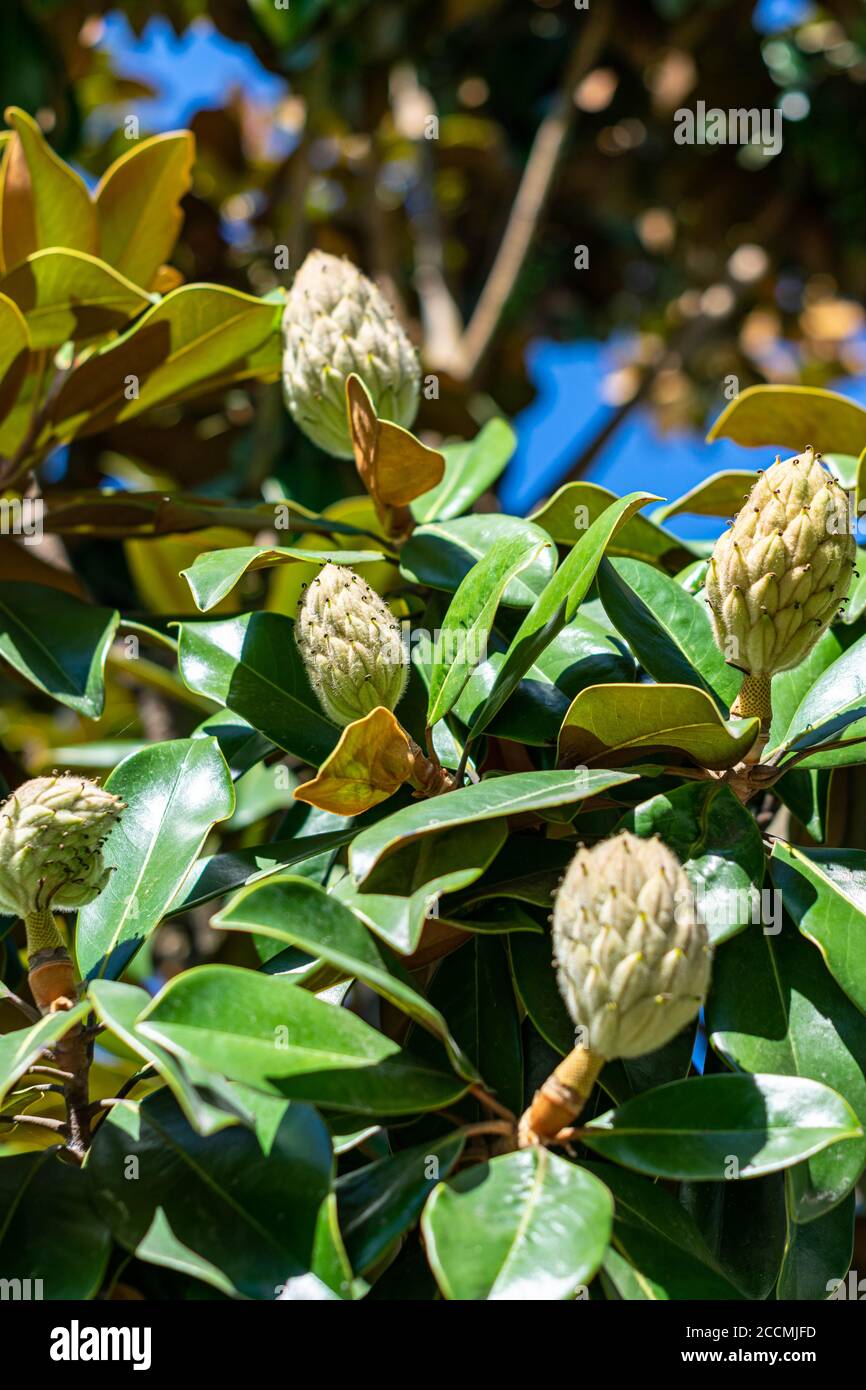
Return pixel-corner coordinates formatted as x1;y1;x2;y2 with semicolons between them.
624;780;766;945
76;737;235;980
708;921;866;1220
337;1133;464;1274
137;965;467;1115
771;842;866;1014
597;557;739;710
468;492;655;736
88;1088;346;1300
0;1151;111;1299
583;1073;861;1180
349;768;636;883
177;611;338;765
0;582;118;717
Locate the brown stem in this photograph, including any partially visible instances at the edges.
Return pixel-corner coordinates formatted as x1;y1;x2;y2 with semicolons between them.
469;1083;517;1125
407;738;455;797
0;1113;67;1134
25;914;93;1163
453;7;610;379
518;1044;605;1148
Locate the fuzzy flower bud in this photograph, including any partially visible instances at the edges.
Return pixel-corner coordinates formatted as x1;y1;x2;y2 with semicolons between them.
295;563;409;727
552;831;711;1059
0;776;124;917
281;250;420;458
706;448;855;678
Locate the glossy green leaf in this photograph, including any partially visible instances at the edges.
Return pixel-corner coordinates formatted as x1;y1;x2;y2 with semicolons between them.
0;1003;88;1105
88;979;251;1137
450;834;573;913
334;819;506;954
427;535;551;725
422;1148;613;1301
624;780;766;945
0;582;118;718
349;768;637;883
529;481;689;568
214;875;478;1080
0;248;151;347
337;1133;465;1274
558;682;758;771
182;545;388;612
76;737;235;980
583;1074;861;1180
468;493;657;737
597;557;740;710
411;418;516;522
400;514;556;607
192;709;274;779
0;1151;111;1299
767;628;845;752
170;828;358;916
708;923;866;1222
137;965;466;1115
767;632;866;768
88;1088;345;1300
177;611;338;766
453;613;636;745
707;384;866;455
770;842;866;1014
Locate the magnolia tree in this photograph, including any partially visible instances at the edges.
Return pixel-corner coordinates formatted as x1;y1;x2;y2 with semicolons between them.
3;114;866;1303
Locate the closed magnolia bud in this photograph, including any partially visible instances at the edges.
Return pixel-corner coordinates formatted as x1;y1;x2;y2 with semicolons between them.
706;448;855;678
552;831;711;1059
281;251;420;458
295;563;409;727
0;776;124;917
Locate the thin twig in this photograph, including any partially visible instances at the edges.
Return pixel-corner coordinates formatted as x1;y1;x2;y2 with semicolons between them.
453;6;610;380
0;1112;67;1133
87;1066;155;1131
470;1083;517;1124
460;1120;515;1140
10;1082;65;1096
25;1064;75;1081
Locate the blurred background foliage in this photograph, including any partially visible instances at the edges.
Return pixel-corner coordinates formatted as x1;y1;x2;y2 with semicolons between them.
3;0;866;860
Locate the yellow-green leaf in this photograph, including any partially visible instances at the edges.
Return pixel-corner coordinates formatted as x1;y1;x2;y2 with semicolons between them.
294;707;414;815
557;683;759;771
0;249;151;348
707;385;866;456
1;106;97;269
0;289;30;424
95;131;194;290
49;283;281;439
